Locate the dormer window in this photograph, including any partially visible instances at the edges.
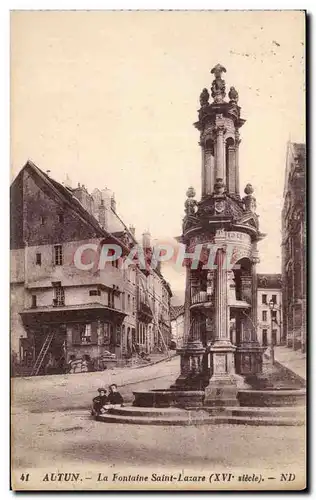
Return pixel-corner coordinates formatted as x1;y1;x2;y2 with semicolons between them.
40;216;46;225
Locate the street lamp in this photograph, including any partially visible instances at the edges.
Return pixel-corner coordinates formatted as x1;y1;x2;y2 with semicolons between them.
268;299;276;365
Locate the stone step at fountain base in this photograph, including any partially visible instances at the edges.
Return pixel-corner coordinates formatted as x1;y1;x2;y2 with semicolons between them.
95;405;305;426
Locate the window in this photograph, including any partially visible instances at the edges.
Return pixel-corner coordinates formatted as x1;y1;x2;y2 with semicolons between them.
272;310;277;321
272;329;277;345
36;253;41;265
272;294;277;304
81;324;91;344
262;329;268;346
53;286;65;306
108;290;115;309
31;295;37;308
58;214;64;223
89;289;101;297
128;294;131;312
40;216;46;225
132;296;135;316
262;311;267;322
138;322;146;345
262;294;267;304
54;245;63;266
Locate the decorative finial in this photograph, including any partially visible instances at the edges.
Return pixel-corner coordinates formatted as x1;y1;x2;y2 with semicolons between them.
210;64;227;103
243;184;256;212
244;183;254;195
184;187;197;216
199;88;210;107
186;186;196;198
210;64;227;78
228;86;239;104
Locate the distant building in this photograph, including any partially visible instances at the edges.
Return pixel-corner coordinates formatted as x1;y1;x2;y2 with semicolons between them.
281;142;306;352
256;274;282;347
10;161;172;375
170;305;185;348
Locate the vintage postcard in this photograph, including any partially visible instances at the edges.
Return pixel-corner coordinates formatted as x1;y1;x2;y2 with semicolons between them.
10;10;306;491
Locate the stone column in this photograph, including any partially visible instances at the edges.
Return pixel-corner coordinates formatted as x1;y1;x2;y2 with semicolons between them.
236;252;264;377
227;145;236;194
200;143;206;199
214;248;228;342
251;250;260;342
235;132;241;195
204;247;241;406
172;260;205;391
215;126;225;182
184;264;192;343
239;274;253;344
205;148;214;196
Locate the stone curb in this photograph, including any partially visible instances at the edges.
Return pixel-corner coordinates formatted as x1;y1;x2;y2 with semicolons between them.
274;360;306;385
96;414;305;427
130;353;178;370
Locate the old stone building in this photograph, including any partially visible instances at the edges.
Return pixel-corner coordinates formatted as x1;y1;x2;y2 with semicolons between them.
256;274;282;347
10;161;171;375
281;142;306;352
170;305;185;349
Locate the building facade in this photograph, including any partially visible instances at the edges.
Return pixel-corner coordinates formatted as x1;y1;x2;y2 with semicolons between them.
281;142;306;352
170;305;185;349
10;161;172;375
256;274;282;348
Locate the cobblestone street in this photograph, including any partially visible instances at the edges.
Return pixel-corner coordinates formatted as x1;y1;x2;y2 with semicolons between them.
11;358;306;485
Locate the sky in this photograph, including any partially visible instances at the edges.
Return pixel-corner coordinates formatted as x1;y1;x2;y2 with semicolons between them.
11;11;305;303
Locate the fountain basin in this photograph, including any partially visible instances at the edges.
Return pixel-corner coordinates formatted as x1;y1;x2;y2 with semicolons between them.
133;389;205;408
238;388;306;407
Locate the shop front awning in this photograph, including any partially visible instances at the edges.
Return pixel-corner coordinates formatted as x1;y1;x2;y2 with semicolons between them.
20;302;127;326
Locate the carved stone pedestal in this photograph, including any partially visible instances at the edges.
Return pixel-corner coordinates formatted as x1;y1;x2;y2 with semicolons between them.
236;343;270;389
204;340;247;406
171;340;206;390
235;344;265;376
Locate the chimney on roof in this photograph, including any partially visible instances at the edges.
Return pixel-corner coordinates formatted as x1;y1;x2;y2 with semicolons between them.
46;170;51;176
142;230;151;249
110;194;116;212
129;225;136;238
99;198;106;229
64;174;72;189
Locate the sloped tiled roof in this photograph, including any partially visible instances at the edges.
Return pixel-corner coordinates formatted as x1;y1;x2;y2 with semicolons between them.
11;160;132;251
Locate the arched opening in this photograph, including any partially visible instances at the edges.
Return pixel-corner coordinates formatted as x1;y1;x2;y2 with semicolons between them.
205;138;214;154
233;257;252;301
232;257;252;346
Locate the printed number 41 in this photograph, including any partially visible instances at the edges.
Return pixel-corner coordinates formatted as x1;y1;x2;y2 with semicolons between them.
20;473;30;482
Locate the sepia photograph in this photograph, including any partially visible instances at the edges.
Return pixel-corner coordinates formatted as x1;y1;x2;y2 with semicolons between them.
10;9;306;491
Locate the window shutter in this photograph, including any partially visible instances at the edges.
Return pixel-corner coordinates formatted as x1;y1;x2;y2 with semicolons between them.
72;324;81;345
91;322;98;344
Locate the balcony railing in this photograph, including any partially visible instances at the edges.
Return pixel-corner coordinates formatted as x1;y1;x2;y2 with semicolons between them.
191;291;211;305
139;300;153;318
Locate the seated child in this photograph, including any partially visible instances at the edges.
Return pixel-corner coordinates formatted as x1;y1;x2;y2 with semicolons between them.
107;383;124;407
91;388;108;415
